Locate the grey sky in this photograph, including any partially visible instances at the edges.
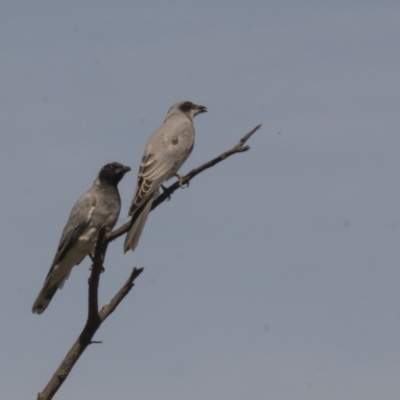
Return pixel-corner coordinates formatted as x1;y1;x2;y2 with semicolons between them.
1;1;400;399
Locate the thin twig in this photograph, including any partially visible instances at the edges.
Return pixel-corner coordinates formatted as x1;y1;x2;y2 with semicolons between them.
99;267;143;320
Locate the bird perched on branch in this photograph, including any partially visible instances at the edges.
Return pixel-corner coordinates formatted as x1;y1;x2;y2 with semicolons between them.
32;162;131;314
124;100;207;253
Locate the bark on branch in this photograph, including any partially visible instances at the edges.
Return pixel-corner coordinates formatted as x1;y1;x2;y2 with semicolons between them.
36;124;261;399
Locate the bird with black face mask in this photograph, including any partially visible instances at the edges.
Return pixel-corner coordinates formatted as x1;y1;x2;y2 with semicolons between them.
124;100;207;253
32;162;131;314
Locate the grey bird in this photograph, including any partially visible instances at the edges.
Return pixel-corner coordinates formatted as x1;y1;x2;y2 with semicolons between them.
124;100;207;253
32;162;131;314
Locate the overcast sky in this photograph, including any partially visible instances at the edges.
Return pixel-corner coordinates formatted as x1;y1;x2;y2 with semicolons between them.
1;1;400;399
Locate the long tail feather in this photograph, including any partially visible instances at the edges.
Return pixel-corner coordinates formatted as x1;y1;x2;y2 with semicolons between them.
124;190;158;253
32;285;58;314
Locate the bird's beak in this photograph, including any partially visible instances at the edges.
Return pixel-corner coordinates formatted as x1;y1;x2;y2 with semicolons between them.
121;166;131;174
196;105;207;114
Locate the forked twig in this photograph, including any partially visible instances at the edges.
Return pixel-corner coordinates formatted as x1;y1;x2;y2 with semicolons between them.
37;227;143;400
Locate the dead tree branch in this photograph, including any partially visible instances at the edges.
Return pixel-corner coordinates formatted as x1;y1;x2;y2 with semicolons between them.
37;124;261;399
36;226;143;400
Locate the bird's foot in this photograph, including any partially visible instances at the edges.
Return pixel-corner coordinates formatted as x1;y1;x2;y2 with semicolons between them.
175;174;189;188
161;185;171;201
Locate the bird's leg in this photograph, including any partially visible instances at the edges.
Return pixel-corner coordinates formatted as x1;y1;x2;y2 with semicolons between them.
161;185;171;201
175;174;189;188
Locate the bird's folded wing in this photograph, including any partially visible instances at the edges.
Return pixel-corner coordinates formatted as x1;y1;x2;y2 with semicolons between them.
46;194;96;278
129;152;176;215
129;126;194;215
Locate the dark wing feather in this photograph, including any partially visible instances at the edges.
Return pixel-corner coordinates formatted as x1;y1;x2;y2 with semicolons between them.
46;194;96;279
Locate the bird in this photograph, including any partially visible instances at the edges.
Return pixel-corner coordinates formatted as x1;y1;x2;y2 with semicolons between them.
124;100;207;253
32;162;131;314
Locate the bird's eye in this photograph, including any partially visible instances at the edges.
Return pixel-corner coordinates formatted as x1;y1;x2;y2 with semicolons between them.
183;101;193;107
107;164;115;170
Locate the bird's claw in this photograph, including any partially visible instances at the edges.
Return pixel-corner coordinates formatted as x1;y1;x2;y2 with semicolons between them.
175;174;189;188
161;185;171;201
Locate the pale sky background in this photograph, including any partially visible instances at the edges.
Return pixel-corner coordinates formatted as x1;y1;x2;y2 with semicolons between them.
1;1;400;399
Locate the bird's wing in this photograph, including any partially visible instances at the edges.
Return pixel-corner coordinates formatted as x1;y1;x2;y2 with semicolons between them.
129;122;194;215
46;192;97;279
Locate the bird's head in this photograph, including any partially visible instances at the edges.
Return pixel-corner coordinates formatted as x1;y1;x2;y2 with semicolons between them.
99;162;131;186
167;101;207;121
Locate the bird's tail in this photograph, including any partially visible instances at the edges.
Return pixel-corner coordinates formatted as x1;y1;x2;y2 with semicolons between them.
32;284;58;314
32;268;72;314
124;189;159;253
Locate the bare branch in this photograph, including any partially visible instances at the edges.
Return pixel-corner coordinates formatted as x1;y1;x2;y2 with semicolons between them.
99;267;143;320
88;225;107;323
106;124;262;243
37;123;260;399
36;230;143;400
